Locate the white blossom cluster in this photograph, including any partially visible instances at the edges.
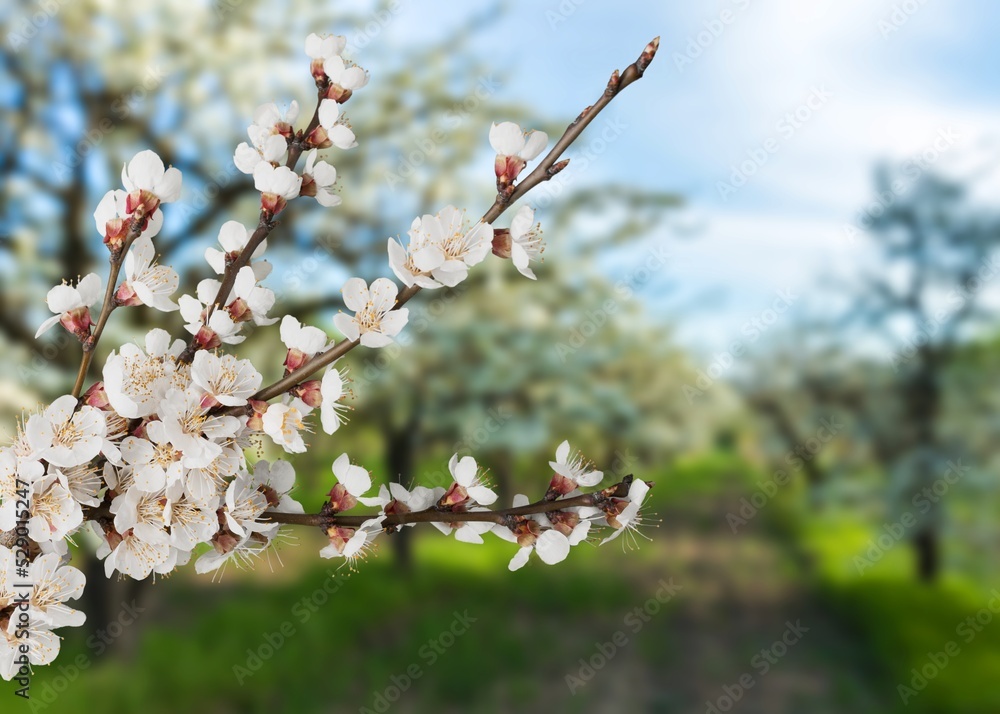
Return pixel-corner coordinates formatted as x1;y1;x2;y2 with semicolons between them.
0;32;651;680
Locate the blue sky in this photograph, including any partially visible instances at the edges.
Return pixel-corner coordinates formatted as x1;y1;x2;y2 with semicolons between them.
360;0;1000;354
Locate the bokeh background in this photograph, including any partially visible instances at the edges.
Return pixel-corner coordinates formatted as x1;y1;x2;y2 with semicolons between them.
2;0;1000;712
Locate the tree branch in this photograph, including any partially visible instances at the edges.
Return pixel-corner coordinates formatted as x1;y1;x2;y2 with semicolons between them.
225;37;660;412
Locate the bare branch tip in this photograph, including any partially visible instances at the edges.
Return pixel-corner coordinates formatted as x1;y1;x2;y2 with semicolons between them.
638;36;660;73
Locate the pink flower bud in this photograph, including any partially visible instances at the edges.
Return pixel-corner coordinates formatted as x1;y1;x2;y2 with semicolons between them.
83;382;111;410
293;380;323;408
439;482;470;508
326;483;358;513
59;307;93;341
491;228;512;259
260;192;287;216
194;324;221;351
115;281;143;307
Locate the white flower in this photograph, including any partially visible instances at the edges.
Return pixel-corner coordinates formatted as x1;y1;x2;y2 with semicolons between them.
489;122;548;160
548;440;603;494
204;221;270;279
97;525;171;580
601;479;651;545
320;368;349;435
330;452;371;498
120;421;183;493
121;149;183;206
261;401;310;454
322;54;369;99
194;532;268;576
233;102;296;174
56;463;104;508
253;162;302;214
508;205;544;280
388;207;492;288
118;235;179;311
303;148;342;207
191;351;262;408
333;277;409;348
509;530;571;570
319;520;380;562
280;314;329;371
179;294;246;347
159;388;242;468
224;472;278;538
198;266;276;327
184;445;241;509
440;454;497;507
389;483;441;514
35;273;101;339
165;497;217;551
25;395;106;468
305;33;346;60
493;494;589;570
26;474;83;543
103;329;186;419
316;100;358;150
25;553;86;628
252;459;304;514
94;189;163;241
113;486;170;546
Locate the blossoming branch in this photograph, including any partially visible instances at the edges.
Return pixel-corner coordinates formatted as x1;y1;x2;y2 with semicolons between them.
0;33;660;681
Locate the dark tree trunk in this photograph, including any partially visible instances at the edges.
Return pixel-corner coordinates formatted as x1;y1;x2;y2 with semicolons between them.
907;350;942;583
385;425;417;573
913;527;940;583
490;449;514;508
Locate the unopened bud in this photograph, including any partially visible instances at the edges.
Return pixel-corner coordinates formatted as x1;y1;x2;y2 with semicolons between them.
82;382;110;410
59;307;93;342
491;228;511;259
294;380;323;408
115;281;142;307
327;483;358;513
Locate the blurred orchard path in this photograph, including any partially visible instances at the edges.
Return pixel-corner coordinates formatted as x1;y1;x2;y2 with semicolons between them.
626;484;889;714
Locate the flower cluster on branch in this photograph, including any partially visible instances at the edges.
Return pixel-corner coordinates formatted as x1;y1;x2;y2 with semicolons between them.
0;33;660;680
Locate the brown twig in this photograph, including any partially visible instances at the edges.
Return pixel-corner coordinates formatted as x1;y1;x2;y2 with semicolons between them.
83;477;647;533
180;81;330;363
70;218;145;397
220;37;660;413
